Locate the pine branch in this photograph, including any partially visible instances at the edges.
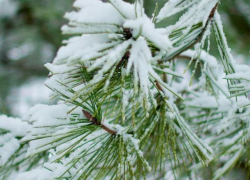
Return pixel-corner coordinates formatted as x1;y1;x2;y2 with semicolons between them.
166;3;219;61
3;0;250;179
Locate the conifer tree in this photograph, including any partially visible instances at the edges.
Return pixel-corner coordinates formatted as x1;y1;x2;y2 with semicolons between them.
1;0;250;179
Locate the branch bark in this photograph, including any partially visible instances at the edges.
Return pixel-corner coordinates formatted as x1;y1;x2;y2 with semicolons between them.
82;110;117;135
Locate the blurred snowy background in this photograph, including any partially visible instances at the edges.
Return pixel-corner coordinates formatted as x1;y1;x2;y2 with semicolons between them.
0;0;250;118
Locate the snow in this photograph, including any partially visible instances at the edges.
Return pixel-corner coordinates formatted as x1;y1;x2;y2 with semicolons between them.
23;104;69;127
61;24;122;35
88;39;132;72
44;63;73;74
124;16;172;51
22;104;88;157
0;115;30;137
226;72;250;80
15;168;53;180
66;0;124;26
53;35;110;65
226;64;250;80
0;135;20;166
109;0;136;19
0;115;30;166
126;38;151;97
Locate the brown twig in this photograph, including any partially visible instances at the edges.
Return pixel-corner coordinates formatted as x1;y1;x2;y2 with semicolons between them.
100;125;117;135
155;80;163;92
82;110;117;135
116;51;131;69
123;28;133;40
82;110;100;125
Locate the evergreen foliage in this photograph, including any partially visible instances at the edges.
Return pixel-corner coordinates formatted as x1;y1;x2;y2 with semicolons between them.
0;0;250;179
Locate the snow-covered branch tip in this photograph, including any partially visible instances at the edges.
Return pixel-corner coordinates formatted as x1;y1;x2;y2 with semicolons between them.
170;3;219;60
